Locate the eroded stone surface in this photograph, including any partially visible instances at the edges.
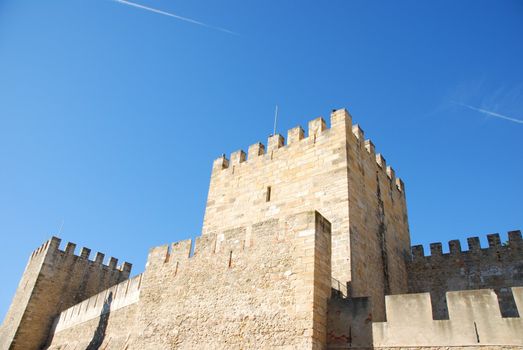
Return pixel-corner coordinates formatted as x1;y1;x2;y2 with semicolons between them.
1;108;522;350
46;211;332;350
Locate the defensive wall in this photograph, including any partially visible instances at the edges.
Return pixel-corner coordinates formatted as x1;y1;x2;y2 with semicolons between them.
46;210;333;350
202;108;411;320
327;294;373;349
373;288;523;348
0;237;131;350
53;273;142;333
408;230;523;319
327;287;523;349
3;106;522;350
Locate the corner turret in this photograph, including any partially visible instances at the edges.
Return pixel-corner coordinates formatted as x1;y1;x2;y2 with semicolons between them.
0;236;132;350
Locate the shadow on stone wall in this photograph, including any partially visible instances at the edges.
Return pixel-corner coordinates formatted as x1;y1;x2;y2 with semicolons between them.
86;292;113;350
327;292;373;349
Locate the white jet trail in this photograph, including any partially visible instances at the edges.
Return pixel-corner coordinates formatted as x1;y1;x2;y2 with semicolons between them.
113;0;238;36
454;102;523;125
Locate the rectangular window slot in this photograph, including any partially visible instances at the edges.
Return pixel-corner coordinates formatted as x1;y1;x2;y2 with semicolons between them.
266;186;272;202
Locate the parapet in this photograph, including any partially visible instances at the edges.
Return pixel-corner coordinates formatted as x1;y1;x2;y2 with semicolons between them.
146;226;255;268
411;230;522;260
327;295;373;348
146;211;331;276
29;236;132;273
147;238;193;270
210;108;405;193
54;273;143;332
373;288;523;347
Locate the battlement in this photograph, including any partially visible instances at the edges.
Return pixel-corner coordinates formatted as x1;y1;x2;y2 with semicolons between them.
408;230;523;320
147;219;287;268
147;238;194;269
411;230;522;260
54;273;142;332
203;107;412;313
373;288;523;347
212;108;404;193
0;236;133;350
146;212;332;287
29;236;132;273
45;210;333;349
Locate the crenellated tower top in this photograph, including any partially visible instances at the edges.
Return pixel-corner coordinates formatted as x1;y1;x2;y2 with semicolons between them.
0;236;132;350
202;107;411;321
29;236;132;273
211;109;405;193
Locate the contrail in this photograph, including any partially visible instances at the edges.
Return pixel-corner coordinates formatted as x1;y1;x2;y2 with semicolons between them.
113;0;238;36
454;102;523;125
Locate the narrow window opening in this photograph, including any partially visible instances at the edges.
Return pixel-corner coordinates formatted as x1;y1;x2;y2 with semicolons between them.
266;186;272;202
174;261;179;276
228;251;233;268
164;244;172;263
189;238;195;257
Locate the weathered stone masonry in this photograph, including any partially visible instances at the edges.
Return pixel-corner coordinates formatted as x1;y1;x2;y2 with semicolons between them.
327;283;523;349
203;109;410;320
45;211;332;349
1;107;522;350
408;231;523;319
372;288;523;348
0;238;131;350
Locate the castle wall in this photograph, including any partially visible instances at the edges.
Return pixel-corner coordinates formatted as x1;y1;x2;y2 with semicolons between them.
202;109;410;319
0;237;131;350
4;105;522;350
372;347;522;350
47;211;333;350
47;303;140;350
327;295;373;348
408;231;523;319
345;124;410;320
46;272;143;349
0;240;50;350
372;288;523;348
202;110;352;287
52;274;142;333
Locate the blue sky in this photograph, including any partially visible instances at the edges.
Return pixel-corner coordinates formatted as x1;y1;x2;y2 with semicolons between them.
0;0;522;318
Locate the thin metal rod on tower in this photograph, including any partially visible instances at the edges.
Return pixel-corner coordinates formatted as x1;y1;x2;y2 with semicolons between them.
273;105;279;136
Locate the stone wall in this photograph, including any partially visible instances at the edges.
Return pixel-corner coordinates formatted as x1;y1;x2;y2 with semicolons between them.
52;274;142;333
47;211;332;350
408;230;523;318
327;294;373;349
372;288;523;348
202;108;410;319
202;110;353;286
345;124;410;320
0;237;131;350
47;303;139;350
373;345;523;350
327;287;523;350
0;239;50;350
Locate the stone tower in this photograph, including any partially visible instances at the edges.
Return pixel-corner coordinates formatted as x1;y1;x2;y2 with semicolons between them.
202;108;411;319
2;107;522;350
0;237;131;350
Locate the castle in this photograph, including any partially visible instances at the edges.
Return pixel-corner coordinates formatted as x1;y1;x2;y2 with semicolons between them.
1;108;522;349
